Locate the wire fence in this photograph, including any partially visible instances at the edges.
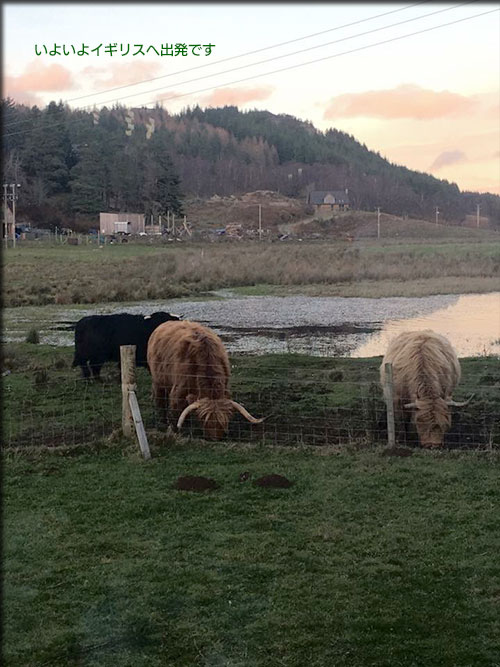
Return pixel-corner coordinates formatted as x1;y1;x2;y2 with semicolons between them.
3;353;499;452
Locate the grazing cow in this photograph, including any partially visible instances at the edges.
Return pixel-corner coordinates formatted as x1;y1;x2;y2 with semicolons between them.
380;330;472;447
147;320;263;440
72;311;180;380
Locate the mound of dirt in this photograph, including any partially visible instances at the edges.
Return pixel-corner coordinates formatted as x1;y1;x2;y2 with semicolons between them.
185;191;308;234
253;474;293;488
174;476;219;491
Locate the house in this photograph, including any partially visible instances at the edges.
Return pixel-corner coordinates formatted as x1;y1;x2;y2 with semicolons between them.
307;190;350;217
99;212;145;235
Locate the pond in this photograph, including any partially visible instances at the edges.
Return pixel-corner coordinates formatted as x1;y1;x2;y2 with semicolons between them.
4;292;499;358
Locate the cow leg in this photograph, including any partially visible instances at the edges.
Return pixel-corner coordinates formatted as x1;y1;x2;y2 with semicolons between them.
169;389;188;433
89;361;104;382
80;362;91;380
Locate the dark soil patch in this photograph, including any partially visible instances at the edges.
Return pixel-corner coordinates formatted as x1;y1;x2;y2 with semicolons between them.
174;476;219;492
381;447;414;457
253;473;293;488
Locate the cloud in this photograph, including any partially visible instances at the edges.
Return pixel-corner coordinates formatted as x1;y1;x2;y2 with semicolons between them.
324;84;477;120
84;61;162;88
202;86;274;107
4;61;74;105
430;150;468;171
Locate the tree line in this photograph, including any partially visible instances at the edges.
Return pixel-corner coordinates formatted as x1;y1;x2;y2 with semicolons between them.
2;98;498;229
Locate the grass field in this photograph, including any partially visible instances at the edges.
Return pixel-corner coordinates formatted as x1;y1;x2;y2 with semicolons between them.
4;235;500;306
4;443;500;667
4;221;499;666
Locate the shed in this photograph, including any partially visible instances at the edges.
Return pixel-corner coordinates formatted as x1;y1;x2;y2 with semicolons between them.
100;212;145;235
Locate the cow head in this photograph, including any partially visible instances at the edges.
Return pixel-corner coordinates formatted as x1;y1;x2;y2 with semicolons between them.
146;311;181;325
177;397;264;440
404;394;473;447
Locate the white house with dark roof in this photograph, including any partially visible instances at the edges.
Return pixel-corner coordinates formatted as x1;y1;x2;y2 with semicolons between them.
307;189;350;217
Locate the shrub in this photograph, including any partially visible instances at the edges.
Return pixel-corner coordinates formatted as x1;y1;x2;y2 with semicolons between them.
25;328;40;344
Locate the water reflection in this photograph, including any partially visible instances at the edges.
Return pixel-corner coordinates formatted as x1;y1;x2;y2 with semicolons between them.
352;293;500;358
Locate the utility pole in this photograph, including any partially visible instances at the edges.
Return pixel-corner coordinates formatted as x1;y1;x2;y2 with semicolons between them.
376;207;381;239
435;206;439;225
476;204;480;228
258;204;262;241
3;183;20;248
3;184;8;249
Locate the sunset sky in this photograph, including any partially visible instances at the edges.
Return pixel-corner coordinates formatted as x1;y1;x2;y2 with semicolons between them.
4;2;500;194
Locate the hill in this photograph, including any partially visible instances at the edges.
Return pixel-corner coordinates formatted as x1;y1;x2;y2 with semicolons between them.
2;99;499;229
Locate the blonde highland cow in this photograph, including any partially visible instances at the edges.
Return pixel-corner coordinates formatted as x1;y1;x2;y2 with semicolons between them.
380;330;472;447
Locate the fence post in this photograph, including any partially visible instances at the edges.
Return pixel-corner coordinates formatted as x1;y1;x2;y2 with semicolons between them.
128;391;151;460
120;345;136;438
384;362;396;448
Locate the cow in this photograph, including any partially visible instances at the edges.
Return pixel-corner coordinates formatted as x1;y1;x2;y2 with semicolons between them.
147;320;264;440
72;311;180;380
380;330;472;447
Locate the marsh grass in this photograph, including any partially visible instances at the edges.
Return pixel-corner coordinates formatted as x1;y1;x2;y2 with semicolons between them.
4;239;499;306
3;443;500;667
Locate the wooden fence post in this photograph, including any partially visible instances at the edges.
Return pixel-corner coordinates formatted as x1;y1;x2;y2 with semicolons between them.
384;362;396;448
129;391;151;460
120;345;136;438
120;344;151;459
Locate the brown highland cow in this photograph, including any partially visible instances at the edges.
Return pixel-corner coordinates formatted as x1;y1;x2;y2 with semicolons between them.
380;330;472;447
147;320;263;440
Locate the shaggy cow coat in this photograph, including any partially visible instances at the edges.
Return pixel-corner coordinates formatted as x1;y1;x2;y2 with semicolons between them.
147;320;263;440
380;330;461;447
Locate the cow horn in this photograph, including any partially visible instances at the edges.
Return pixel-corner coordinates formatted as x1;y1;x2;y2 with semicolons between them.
446;393;475;407
403;402;417;409
230;401;265;424
177;401;202;429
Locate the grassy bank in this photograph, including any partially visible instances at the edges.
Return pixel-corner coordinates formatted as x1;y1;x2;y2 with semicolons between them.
4;238;499;307
4;443;500;666
3;343;499;451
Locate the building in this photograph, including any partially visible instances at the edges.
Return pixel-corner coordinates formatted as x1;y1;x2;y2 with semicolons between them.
99;212;145;235
307;190;350;218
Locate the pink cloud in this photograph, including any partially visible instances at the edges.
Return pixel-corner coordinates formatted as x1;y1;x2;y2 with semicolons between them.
85;61;162;88
430;150;468;171
4;61;74;105
324;84;477;120
203;86;274;107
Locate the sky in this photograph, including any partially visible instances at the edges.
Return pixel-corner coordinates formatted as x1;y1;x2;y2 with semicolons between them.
3;2;500;194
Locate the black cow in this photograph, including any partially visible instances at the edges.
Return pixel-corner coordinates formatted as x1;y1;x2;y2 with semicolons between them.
72;312;181;380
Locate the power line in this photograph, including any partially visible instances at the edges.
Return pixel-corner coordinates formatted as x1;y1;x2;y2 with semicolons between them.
3;7;497;141
74;1;477;110
62;1;432;104
2;1;468;130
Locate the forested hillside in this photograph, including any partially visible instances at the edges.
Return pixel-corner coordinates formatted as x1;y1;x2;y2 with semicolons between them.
2;98;498;229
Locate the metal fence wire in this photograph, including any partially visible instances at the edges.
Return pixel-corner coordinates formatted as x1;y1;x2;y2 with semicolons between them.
3;352;499;451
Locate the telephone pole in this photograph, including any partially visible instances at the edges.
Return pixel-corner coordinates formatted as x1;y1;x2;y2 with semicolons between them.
258;204;262;241
476;204;480;228
435;206;439;225
376;207;381;239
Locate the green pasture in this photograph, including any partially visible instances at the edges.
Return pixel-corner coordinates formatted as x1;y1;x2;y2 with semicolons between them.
4;443;500;667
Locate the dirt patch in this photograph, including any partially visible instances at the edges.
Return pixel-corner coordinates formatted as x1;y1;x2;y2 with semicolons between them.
253;474;293;488
174;476;219;492
381;447;414;457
